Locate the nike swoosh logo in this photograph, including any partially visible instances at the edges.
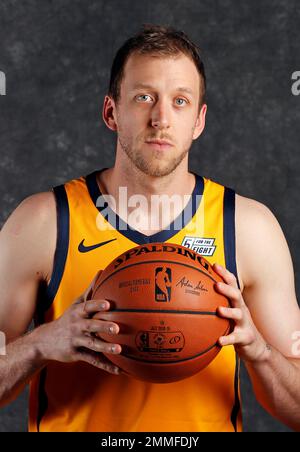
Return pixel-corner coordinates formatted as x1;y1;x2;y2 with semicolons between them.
78;238;117;253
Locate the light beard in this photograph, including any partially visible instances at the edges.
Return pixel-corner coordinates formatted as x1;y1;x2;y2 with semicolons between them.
119;137;191;177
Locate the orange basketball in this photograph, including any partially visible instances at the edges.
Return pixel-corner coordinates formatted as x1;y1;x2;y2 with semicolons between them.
92;242;230;383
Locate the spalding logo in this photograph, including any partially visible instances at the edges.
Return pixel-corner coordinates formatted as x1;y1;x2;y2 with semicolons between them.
113;243;213;276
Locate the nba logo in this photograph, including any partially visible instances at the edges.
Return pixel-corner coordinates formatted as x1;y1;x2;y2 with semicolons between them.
155;267;172;302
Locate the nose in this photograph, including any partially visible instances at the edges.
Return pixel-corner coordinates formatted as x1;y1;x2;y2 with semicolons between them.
150;98;170;130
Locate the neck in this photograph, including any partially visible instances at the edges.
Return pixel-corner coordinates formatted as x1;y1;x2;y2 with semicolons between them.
105;151;194;199
97;152;196;235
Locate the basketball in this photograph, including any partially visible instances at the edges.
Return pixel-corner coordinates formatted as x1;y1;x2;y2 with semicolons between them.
92;242;231;383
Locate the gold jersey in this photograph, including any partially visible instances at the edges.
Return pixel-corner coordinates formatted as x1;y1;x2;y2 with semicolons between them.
29;169;242;432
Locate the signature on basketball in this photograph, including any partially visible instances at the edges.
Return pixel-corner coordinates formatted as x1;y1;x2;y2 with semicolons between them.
176;276;208;292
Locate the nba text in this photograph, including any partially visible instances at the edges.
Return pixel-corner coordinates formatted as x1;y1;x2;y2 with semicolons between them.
0;71;6;95
291;71;300;96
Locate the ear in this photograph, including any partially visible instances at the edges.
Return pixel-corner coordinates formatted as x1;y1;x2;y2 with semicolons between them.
192;103;207;140
102;95;118;132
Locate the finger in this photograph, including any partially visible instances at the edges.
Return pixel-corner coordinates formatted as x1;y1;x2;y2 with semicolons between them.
213;264;238;288
217;306;243;321
75;298;109;319
92;311;115;321
75;348;121;375
214;281;245;307
218;329;250;347
82;318;119;335
84;299;110;314
76;335;122;355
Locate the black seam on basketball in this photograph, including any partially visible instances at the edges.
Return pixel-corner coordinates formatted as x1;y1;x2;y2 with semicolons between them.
104;308;217;315
121;342;219;364
93;259;219;295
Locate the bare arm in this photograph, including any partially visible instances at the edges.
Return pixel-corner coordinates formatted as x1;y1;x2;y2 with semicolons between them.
0;192;56;404
214;195;300;431
0;192;121;407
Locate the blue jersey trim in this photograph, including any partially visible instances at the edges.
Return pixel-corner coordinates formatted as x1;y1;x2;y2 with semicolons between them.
223;186;241;432
43;184;70;312
85;169;204;245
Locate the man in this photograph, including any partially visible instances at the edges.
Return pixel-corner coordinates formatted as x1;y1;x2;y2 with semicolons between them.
0;24;300;432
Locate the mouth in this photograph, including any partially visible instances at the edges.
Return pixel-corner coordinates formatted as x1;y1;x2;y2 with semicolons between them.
145;140;174;150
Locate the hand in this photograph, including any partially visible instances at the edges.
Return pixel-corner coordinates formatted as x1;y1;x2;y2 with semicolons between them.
34;270;122;374
213;263;270;363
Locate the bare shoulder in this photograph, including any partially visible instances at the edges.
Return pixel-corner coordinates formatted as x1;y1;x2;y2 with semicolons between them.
1;191;57;283
236;193;280;224
9;191;56;220
235;193;292;290
0;191;57;338
235;195;300;355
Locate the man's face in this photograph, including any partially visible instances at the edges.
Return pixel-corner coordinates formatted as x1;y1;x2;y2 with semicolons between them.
112;52;206;177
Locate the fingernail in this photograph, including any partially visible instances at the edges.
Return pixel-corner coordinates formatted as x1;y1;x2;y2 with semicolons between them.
101;302;108;309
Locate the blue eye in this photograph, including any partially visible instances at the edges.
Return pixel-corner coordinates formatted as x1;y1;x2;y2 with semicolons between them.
175;98;187;106
137;94;152;102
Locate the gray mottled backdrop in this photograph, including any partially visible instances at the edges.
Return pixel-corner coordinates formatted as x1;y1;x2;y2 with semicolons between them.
0;0;299;432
